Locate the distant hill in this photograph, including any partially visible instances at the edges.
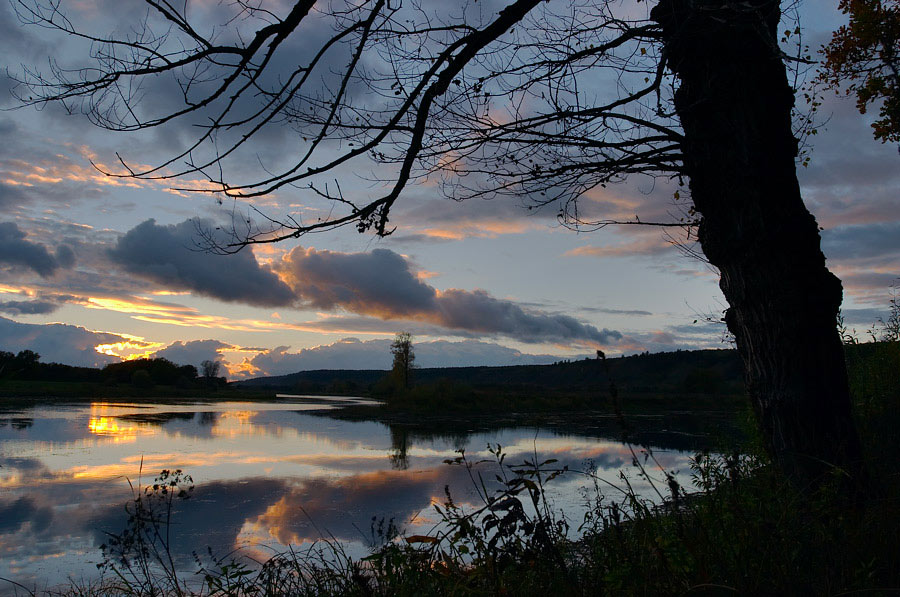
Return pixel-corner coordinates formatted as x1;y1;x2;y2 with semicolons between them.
233;348;745;398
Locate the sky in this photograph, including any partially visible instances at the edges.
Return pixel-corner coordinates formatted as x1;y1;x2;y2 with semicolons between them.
0;0;897;379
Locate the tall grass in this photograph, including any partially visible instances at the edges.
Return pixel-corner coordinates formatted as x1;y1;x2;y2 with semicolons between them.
32;437;900;595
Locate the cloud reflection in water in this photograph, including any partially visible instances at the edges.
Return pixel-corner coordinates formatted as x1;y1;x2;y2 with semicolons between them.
0;400;704;590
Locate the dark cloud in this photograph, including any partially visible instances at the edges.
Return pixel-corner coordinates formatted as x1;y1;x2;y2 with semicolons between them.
291;315;497;338
0;180;27;212
0;299;59;315
822;222;900;261
0;496;53;534
0;316;129;366
152;339;232;369
837;270;900;299
488;298;653;318
580;306;653;316
281;246;620;346
245;470;461;546
0;221;69;277
839;307;891;328
436;288;620;344
800;94;900;233
55;244;76;268
0;2;50;64
247;337;568;376
284;247;437;316
108;219;295;307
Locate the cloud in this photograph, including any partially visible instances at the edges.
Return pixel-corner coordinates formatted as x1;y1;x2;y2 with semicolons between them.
563;231;676;259
281;246;620;346
800;94;900;247
0;316;133;366
108;219;295;307
580;306;653;316
244;470;450;546
384;191;554;242
0;180;28;211
822;223;900;304
246;337;575;377
822;222;900;262
839;307;891;328
612;320;731;355
0;221;72;277
0;299;59;315
282;247;437;317
831;267;899;304
152;339;232;369
434;289;620;344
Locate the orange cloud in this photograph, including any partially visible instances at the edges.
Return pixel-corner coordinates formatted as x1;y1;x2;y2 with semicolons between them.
564;234;673;259
82;294;307;334
225;357;262;379
0;284;34;296
94;338;165;361
420;219;537;240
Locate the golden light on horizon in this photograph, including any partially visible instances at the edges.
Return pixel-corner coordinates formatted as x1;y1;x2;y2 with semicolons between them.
94;339;164;360
85;296;195;316
0;283;34;296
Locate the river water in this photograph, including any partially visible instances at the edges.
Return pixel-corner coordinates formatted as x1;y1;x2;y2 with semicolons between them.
0;398;729;593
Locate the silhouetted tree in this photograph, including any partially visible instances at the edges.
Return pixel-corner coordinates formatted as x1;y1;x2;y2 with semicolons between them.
201;360;222;380
15;350;40;366
0;351;18;378
12;0;865;489
0;350;41;378
390;332;415;390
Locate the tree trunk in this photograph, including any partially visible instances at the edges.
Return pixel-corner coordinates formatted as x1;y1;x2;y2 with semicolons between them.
652;0;865;489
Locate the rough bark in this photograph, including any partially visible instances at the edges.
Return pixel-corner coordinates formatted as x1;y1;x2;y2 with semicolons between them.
652;0;865;488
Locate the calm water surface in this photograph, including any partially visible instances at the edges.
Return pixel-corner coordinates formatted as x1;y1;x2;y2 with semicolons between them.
0;398;712;593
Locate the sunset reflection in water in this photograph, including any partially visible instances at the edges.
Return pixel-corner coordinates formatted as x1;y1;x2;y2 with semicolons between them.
0;399;706;591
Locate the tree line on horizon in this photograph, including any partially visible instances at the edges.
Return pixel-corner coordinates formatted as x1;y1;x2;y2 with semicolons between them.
0;350;225;389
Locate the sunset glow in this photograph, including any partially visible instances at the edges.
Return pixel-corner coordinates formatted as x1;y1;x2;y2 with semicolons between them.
2;0;898;592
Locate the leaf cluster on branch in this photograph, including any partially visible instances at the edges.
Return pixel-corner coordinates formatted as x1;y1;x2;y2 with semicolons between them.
820;0;900;144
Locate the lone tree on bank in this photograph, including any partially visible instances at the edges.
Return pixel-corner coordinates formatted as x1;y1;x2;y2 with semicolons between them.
391;332;415;390
12;0;865;489
201;359;222;380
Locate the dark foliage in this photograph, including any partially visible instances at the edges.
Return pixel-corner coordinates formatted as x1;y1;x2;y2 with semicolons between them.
238;348;745;406
102;359;198;387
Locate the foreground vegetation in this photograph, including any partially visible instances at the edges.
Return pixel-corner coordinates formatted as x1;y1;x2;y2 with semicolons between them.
7;340;895;596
